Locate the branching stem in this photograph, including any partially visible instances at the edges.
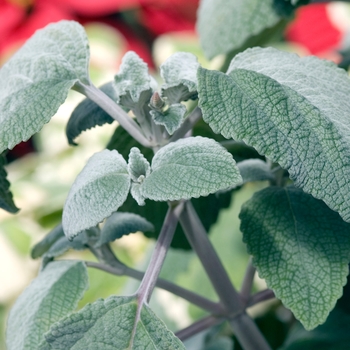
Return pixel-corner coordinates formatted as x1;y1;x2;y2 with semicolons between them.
240;257;256;304
136;201;185;304
175;315;224;342
85;260;224;314
73;82;154;148
180;201;271;350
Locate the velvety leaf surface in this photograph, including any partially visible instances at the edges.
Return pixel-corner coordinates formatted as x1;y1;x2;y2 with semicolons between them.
141;137;242;201
114;51;156;104
198;47;350;222
160;52;199;104
62;150;130;239
31;224;65;259
128;147;151;182
107;126;234;250
95;212;154;247
150;104;187;135
237;159;275;185
0;20;90;152
66;82;118;145
197;0;280;59
240;186;350;329
6;261;88;350
0;153;18;213
43;295;185;349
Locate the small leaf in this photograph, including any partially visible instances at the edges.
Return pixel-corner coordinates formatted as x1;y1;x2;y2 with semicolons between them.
141;137;242;201
198;47;350;223
0;20;90;153
6;261;88;350
95;212;154;247
197;0;280;59
66;82;120;146
240;186;350;329
160;52;199;104
128;147;150;182
237;159;275;185
150;104;187;135
43;295;185;349
62;150;130;239
108;125;235;250
114;51;156;106
31;224;65;259
0;153;18;213
130;183;146;206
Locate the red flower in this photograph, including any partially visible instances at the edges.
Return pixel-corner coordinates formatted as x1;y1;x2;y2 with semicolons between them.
285;3;343;58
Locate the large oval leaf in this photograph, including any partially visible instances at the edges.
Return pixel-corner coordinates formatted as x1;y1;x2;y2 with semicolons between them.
42;296;185;349
62;150;130;239
0;21;90;153
141;137;242;202
240;186;350;330
197;0;280;59
6;261;88;350
198;47;350;222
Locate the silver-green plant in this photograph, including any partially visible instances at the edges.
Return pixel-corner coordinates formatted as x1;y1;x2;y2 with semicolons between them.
2;1;350;349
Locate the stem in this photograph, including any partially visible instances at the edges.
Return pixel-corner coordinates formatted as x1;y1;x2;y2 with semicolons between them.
169;107;202;143
175;315;224;342
180;201;271;350
85;261;223;314
240;258;256;303
137;201;184;304
180;201;243;312
248;289;275;308
229;313;271;350
73;82;154;148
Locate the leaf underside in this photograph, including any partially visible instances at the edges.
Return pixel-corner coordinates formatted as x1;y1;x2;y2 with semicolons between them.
6;261;88;350
240;186;350;329
66;82;118;145
42;295;185;349
95;212;154;247
198;47;350;223
0;153;18;213
0;20;90;153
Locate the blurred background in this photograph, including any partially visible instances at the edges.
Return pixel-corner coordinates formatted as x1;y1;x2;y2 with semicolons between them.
1;1;350;349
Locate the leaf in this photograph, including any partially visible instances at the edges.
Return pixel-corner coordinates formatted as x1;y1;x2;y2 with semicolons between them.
237;159;275;185
42;295;185;349
114;51;156;106
160;52;199;104
62;150;130;239
0;20;90;153
66;82;118;146
150;104;187;135
95;212;154;247
141;137;242;202
282;274;350;349
0;153;18;213
197;0;280;59
128;147;151;182
6;261;88;350
198;47;350;223
240;186;350;329
108;125;234;250
31;224;65;259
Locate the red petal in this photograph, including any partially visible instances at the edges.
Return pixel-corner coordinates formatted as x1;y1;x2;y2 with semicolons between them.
285;4;342;55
